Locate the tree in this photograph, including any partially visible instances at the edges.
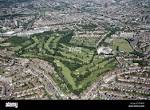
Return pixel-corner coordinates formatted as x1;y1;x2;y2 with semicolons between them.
116;46;119;51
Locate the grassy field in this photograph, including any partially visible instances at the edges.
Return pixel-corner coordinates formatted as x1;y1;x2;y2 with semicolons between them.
44;36;55;54
0;68;4;75
59;43;94;64
54;60;76;90
112;38;133;53
0;42;11;46
70;36;100;48
76;59;117;89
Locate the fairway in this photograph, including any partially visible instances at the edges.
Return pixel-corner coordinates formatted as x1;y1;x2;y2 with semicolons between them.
77;59;117;89
0;43;11;46
54;60;76;90
44;36;55;54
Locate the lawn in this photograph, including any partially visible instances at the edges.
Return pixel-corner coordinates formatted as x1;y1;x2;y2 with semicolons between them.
54;60;76;90
0;42;11;47
52;36;61;48
112;38;133;53
44;36;55;54
59;43;94;64
70;37;98;48
6;36;29;47
0;68;4;75
77;59;117;89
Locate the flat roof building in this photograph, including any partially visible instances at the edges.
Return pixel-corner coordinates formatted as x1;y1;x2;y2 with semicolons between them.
97;47;112;55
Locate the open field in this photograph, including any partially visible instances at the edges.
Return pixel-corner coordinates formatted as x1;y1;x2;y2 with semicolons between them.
54;60;76;90
70;37;99;48
112;38;133;53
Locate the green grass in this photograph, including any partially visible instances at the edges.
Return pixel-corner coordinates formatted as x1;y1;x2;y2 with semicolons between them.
61;60;82;71
78;59;116;89
70;37;98;48
44;36;55;54
59;43;94;64
0;42;11;47
52;36;61;48
54;60;76;90
73;58;104;76
0;68;4;75
32;36;40;44
25;37;39;50
21;40;33;47
11;46;22;51
7;36;29;47
112;38;133;53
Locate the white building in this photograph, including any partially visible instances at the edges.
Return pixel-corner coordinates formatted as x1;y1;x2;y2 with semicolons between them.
97;47;112;55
